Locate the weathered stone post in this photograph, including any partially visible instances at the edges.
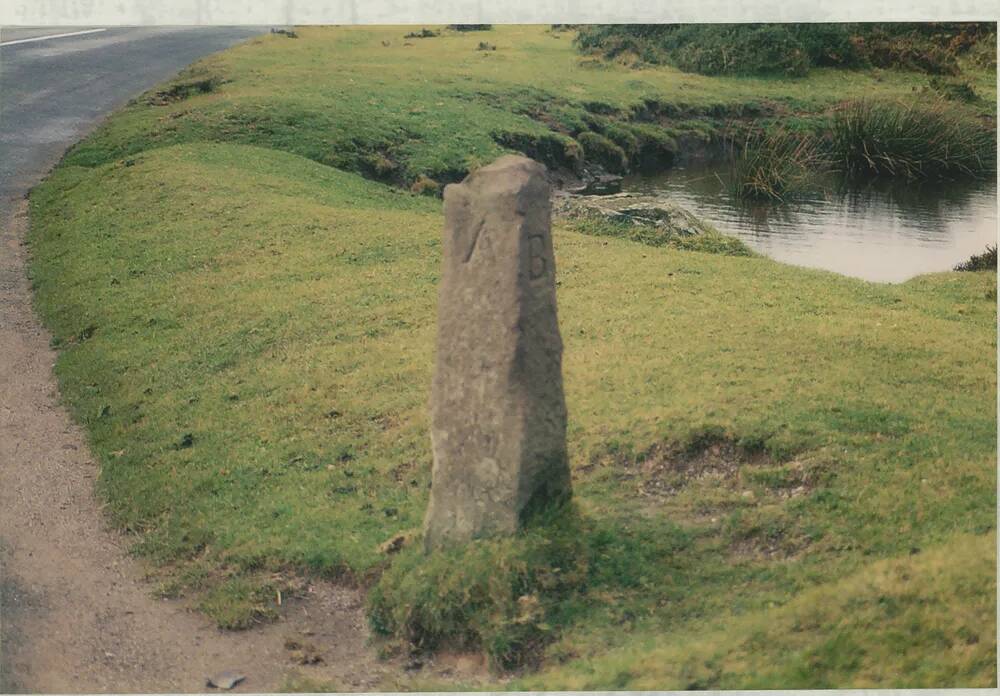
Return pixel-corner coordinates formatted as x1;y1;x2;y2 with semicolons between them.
423;155;571;552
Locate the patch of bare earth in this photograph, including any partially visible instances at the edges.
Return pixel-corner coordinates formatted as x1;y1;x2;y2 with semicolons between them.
613;438;817;560
0;201;487;692
633;439;772;497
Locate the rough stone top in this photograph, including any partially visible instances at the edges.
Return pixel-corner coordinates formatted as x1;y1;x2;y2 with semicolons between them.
445;155;548;198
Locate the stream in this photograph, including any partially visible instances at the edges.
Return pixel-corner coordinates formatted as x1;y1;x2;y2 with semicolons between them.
621;164;998;283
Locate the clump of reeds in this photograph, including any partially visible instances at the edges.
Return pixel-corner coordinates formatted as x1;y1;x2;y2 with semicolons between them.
727;129;827;202
831;99;996;181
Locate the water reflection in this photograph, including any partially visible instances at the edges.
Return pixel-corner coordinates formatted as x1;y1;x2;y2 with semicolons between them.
622;165;998;282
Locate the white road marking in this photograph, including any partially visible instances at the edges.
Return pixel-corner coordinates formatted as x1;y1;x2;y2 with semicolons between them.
0;27;107;47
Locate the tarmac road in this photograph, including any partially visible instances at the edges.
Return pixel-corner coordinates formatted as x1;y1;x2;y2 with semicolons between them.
0;27;266;204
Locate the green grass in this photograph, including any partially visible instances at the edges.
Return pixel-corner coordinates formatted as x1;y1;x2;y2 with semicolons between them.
59;25;994;186
564;212;755;255
518;531;996;689
26;25;998;689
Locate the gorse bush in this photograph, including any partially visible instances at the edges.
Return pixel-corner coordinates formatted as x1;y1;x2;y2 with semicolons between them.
794;23;866;68
573;24;673;64
954;244;997;272
575;24;817;77
574;23;997;77
831;99;997;180
667;24;812;77
854;27;959;75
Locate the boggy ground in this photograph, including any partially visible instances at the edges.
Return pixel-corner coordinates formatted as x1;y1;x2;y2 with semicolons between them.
23;25;998;690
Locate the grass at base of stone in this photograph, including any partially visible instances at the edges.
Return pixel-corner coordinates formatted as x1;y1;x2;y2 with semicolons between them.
367;502;693;671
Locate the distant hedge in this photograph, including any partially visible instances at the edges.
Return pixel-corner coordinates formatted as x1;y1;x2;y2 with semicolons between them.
573;23;997;77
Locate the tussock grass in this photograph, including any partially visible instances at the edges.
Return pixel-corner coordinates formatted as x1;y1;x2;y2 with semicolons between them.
727;99;995;200
727;129;828;201
831;98;997;180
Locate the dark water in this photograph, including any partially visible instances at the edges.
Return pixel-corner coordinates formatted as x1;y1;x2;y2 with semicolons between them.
622;165;998;283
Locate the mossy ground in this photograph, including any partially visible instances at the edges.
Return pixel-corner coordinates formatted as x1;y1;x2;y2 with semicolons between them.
26;25;997;689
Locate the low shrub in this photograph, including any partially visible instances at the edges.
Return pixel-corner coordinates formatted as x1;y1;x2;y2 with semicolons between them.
968;34;998;69
409;174;440;196
573;24;671;64
575;24;820;76
794;23;865;68
831;99;997;180
854;29;959;75
667;24;811;77
448;24;492;32
404;28;439;39
954;245;997;272
574;23;996;77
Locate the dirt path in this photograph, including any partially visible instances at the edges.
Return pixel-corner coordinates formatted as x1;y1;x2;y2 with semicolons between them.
0;198;451;692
